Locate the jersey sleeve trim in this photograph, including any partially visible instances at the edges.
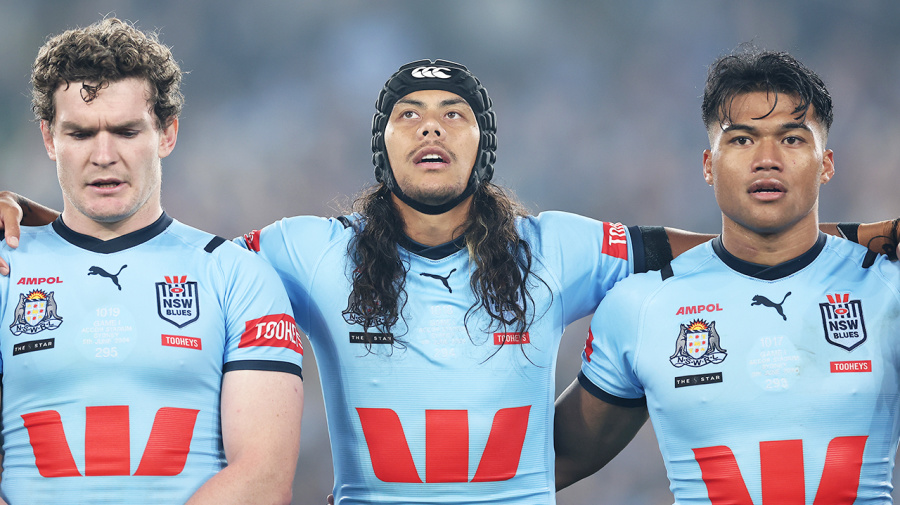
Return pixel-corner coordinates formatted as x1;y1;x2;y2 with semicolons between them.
224;359;303;380
577;371;646;408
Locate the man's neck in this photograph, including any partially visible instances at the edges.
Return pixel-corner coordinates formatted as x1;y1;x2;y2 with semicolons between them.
720;218;821;266
393;194;472;246
61;205;164;241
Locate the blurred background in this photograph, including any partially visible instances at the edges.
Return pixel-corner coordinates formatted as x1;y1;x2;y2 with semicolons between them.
2;1;900;503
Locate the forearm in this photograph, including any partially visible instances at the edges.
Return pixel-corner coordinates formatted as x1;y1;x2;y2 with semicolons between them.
186;463;294;505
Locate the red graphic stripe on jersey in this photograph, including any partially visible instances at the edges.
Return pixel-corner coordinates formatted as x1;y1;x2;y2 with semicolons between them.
693;445;754;505
472;405;530;482
602;222;629;260
761;439;804;504
243;230;262;252
241;314;303;354
584;328;594;363
21;410;82;477
357;408;422;483
426;410;468;483
85;405;130;476
134;407;200;476
812;436;866;505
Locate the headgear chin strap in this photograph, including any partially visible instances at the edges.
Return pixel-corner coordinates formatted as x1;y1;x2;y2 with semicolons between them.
372;59;497;215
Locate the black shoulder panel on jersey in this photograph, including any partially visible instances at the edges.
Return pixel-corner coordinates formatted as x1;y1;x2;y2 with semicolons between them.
337;216;352;229
862;250;877;269
204;236;227;253
660;262;674;280
837;222;860;244
638;226;673;273
577;371;647;408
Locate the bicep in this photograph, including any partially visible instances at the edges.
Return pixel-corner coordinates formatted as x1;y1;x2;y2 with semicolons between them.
554;378;648;490
220;370;304;467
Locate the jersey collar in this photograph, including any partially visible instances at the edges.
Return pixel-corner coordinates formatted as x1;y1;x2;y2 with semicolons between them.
52;212;174;254
398;234;467;260
712;232;827;280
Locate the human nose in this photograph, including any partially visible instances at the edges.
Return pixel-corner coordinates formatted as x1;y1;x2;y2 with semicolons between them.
91;132;118;167
418;113;445;139
753;138;783;172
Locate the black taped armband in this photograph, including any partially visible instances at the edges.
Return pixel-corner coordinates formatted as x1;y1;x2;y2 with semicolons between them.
637;226;673;273
836;222;860;244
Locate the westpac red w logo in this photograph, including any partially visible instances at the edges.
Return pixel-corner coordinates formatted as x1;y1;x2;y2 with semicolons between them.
22;406;199;477
357;406;530;483
694;436;867;504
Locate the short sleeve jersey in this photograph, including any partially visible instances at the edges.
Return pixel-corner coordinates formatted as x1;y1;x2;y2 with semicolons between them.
241;211;638;504
581;234;900;504
0;214;303;504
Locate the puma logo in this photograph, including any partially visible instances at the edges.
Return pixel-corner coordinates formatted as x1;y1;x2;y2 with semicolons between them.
751;292;791;321
88;265;127;291
420;269;457;293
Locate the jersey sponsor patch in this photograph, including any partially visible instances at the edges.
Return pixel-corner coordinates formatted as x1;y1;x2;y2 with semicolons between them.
242;230;261;252
349;332;394;345
669;319;727;368
494;332;530;345
674;371;723;388
161;334;202;350
156;276;199;328
602;222;629;260
13;338;55;355
820;293;867;351
9;289;63;336
831;360;871;373
241;313;303;354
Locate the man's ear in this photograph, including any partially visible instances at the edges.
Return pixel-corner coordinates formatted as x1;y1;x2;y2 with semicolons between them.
702;149;713;186
40;120;57;161
820;149;835;184
158;117;178;158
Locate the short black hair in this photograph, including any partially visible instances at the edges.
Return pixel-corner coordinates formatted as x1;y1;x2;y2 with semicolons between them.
702;46;832;133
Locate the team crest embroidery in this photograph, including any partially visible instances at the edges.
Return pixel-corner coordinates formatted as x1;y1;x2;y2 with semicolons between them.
156;276;199;328
820;293;867;351
9;290;63;335
669;319;727;367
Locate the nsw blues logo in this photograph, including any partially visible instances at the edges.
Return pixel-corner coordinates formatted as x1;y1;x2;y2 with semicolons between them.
820;293;867;351
10;290;63;336
156;276;199;328
670;319;727;367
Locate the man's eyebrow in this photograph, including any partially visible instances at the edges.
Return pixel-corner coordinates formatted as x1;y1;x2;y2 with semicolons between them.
57;119;147;131
394;97;468;109
721;122;812;134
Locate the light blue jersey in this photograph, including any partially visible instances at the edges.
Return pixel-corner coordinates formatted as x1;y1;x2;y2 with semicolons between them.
0;214;303;504
242;211;640;504
582;234;900;504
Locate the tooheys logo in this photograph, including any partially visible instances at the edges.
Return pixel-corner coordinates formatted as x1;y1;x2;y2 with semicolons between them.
411;66;452;79
22;406;199;477
357;406;530;483
602;222;628;260
694;436;867;504
241;314;303;354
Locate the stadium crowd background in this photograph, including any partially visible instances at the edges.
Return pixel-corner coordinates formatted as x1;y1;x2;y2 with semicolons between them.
2;1;899;503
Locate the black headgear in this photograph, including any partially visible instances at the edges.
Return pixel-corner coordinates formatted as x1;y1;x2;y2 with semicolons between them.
372;59;497;214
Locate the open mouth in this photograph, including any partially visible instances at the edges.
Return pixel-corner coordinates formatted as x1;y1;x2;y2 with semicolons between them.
749;180;785;194
417;153;447;164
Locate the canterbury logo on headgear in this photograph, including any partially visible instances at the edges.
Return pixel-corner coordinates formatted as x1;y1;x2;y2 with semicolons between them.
411;66;452;79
